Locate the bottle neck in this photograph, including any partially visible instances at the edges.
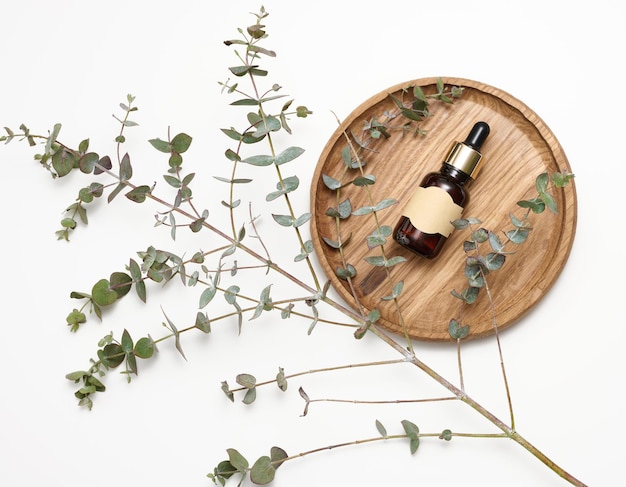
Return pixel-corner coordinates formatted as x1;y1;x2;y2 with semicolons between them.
441;163;473;186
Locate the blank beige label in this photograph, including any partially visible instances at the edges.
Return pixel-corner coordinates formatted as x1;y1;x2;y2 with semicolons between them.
402;186;463;236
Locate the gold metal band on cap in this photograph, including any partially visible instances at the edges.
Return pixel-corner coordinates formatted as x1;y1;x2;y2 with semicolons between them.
444;142;483;178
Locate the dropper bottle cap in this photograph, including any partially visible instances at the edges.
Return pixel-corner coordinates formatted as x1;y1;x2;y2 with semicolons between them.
444;121;490;178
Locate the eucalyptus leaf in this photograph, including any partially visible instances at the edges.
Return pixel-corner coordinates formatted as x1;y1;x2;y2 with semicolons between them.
242;387;257;405
250;456;275;485
376;419;388;438
91;279;118;307
274;146;304;165
77;152;100;174
134;337;155;359
270;446;288;469
322;173;341;190
226;448;249;472
149;138;171;153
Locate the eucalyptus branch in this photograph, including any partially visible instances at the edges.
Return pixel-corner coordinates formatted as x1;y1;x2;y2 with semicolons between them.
208;419;509;486
449;171;575;427
301;394;458;410
5;6;587;487
222;359;406;402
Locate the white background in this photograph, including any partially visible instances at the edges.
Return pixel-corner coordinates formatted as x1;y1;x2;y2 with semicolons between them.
0;1;622;486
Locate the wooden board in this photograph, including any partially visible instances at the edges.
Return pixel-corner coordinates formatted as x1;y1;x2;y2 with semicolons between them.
310;77;577;342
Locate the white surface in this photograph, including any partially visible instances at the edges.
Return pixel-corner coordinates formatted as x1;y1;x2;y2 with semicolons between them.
0;1;621;486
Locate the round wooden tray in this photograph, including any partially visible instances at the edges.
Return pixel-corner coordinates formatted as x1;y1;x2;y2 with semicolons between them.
310;77;577;342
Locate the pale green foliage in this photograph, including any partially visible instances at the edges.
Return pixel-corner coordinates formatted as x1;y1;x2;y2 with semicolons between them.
2;5;582;487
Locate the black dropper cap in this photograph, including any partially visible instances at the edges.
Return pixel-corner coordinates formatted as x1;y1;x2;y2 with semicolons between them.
444;121;491;178
463;121;490;151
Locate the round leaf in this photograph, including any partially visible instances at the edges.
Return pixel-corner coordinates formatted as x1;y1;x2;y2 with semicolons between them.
134;337;155;359
78;152;100;174
91;279;118;306
110;272;132;298
171;133;192;153
250;456;275;485
101;343;124;368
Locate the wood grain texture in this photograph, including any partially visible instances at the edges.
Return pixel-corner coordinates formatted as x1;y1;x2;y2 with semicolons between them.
310;77;577;342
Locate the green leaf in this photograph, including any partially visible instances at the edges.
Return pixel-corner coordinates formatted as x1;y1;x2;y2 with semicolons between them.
60;217;76;229
250;456;275;485
322;173;342;190
364;256;386;266
127;350;139;375
134;337;155;358
413;84;426;101
450;286;479;304
276;368;288;391
129;258;146;303
91;279;118;306
162;310;186;361
251;116;281;137
236;373;257;389
149;137;171;153
66;309;86;330
470;228;489;243
485;252;506;271
231;98;260;106
51;149;75;177
272;214;294;227
107;182;125;203
367;234;386;248
401;419;420;454
221;128;244;142
535;172;549;194
540;190;558;214
393;281;404;297
307;305;319;335
243;154;274;166
110;272;132;298
488;231;504;253
171;133;192;153
45;123;62;154
211;460;236;482
164;175;181;188
439;429;453;441
125;185;151;203
228;65;254;76
121;329;134;354
448;319;470;339
336;264;356;280
269;446;288;469
65;370;88;382
242;387;257;405
195;312;211;333
275;146;305;166
293;213;311;228
374;198;397;211
266;175;299;201
226;448;249;472
352;205;374;216
552;171;574;187
78;152;100;174
221;381;234;402
506;227;529;244
101;343;124;368
367;308;381;324
385;256;406;267
517;197;545;213
353;175;376;186
120;152;132;180
94;156;112;175
376;419;388;438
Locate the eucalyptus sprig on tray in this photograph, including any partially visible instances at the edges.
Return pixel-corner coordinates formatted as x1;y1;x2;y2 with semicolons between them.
2;6;584;487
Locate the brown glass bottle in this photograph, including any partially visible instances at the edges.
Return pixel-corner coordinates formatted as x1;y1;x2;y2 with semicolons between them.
393;121;490;259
